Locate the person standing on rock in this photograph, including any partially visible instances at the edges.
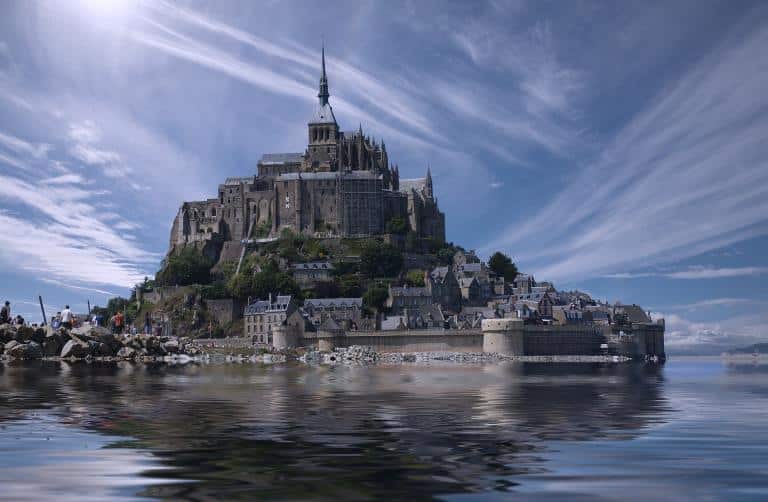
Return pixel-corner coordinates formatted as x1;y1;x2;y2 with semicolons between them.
0;301;10;325
60;305;74;329
113;310;124;334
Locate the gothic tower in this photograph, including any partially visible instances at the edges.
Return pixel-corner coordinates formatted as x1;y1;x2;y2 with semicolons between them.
307;45;339;170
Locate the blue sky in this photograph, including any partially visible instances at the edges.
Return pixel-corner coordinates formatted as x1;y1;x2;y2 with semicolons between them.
0;0;766;353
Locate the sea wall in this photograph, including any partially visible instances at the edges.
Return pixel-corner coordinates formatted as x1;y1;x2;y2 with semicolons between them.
286;329;484;353
271;320;665;359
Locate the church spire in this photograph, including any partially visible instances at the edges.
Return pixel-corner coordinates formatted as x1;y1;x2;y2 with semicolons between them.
425;166;433;198
318;44;330;106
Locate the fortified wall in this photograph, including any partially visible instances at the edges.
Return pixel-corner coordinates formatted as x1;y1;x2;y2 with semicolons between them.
271;319;666;360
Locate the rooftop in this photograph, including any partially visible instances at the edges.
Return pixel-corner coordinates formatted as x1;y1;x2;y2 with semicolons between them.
260;153;304;165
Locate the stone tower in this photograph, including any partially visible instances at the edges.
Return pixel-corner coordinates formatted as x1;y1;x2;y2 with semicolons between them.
307;45;338;170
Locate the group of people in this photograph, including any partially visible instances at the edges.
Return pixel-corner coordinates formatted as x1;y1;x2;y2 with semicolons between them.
1;301;26;326
50;305;76;329
3;300;161;336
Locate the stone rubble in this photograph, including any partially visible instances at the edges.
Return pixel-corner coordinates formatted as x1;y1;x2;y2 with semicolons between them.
0;323;205;362
0;323;632;365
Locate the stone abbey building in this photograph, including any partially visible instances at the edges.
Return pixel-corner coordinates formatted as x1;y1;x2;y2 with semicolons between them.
169;48;445;262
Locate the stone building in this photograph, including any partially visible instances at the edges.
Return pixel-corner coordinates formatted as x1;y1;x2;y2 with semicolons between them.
303;297;363;328
244;294;297;344
426;266;462;313
291;261;334;288
168;47;445;265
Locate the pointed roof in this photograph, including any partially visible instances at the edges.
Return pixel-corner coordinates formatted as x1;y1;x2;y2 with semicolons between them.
310;43;336;125
319;44;329;106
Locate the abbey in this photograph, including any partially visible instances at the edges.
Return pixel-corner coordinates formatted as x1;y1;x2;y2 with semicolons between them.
169;48;445;261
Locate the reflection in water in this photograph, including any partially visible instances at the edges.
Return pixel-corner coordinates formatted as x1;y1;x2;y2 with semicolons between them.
0;360;764;499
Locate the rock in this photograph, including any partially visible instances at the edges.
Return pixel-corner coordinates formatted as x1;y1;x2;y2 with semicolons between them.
25;341;42;359
92;342;114;357
7;341;42;360
13;326;34;343
162;340;180;354
95;333;121;353
5;340;20;352
7;342;27;359
30;328;45;345
42;334;62;357
60;339;90;359
117;346;137;359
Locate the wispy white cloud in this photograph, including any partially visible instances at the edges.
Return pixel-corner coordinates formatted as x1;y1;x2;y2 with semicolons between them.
40;278;120;297
67;120;130;178
668;298;759;310
0;130;51;159
604;266;768;280
658;311;768;354
485;22;768;281
41;173;86;185
0;170;158;288
667;266;768;280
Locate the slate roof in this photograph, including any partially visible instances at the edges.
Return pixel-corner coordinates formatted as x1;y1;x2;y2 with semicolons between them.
389;286;431;297
398;178;426;194
309;102;337;124
260;153;304;165
430;266;449;281
244;295;293;315
458;263;482;274
613;304;650;323
224;176;253;185
292;262;334;271
304;298;362;309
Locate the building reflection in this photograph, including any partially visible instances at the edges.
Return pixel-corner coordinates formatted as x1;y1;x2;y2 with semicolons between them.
0;361;669;498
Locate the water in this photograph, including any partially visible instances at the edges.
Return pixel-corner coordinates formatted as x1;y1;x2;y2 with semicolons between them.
0;359;766;500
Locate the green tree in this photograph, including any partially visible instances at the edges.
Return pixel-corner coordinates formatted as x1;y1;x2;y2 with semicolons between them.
405;269;425;287
363;284;389;311
488;251;519;282
155;247;213;286
360;241;403;278
338;274;363;297
385;216;408;235
227;259;301;301
436;247;455;266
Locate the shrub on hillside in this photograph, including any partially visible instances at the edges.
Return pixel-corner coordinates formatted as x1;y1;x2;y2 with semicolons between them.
156;248;213;286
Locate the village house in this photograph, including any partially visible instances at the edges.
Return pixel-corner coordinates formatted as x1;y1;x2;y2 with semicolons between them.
244;294;297;344
303;297;363;328
292;261;334;288
425;266;462;313
386;285;433;312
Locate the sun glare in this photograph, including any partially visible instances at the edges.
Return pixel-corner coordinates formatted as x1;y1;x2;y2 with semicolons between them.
78;0;138;22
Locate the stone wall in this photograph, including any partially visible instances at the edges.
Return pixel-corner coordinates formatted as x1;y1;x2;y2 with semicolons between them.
299;329;483;353
206;299;244;325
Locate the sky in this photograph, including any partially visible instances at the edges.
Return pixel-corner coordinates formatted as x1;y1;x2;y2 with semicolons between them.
0;0;766;354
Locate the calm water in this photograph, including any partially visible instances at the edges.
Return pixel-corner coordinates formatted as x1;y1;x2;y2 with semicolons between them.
0;358;766;500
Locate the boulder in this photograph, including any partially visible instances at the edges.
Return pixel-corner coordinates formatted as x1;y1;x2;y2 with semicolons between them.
117;346;137;359
7;341;42;360
162;340;180;354
94;333;121;353
42;334;63;357
25;341;42;359
60;339;90;359
30;328;46;345
0;327;13;343
13;326;34;343
5;340;20;352
91;342;114;357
